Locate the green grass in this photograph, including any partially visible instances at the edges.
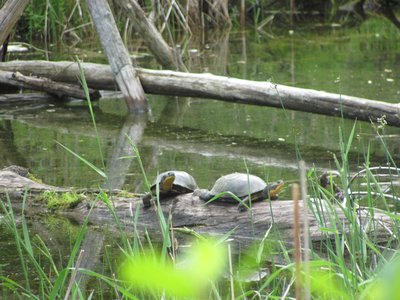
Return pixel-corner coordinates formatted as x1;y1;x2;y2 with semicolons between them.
0;192;92;299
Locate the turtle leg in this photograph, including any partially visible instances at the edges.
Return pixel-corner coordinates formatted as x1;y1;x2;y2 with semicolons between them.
142;193;153;208
237;196;250;212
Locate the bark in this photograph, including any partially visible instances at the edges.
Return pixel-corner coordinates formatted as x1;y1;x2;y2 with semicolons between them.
0;92;56;105
0;168;394;248
0;0;29;45
0;71;100;100
86;0;148;112
0;60;399;127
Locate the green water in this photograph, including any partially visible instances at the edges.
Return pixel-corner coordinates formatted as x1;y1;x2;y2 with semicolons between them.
1;20;399;195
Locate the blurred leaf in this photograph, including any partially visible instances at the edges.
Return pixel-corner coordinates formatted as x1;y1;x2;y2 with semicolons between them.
120;239;227;298
307;261;351;300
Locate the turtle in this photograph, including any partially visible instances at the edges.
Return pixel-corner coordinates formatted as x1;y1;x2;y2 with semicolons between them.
2;165;29;177
319;171;346;205
199;172;284;211
142;170;198;207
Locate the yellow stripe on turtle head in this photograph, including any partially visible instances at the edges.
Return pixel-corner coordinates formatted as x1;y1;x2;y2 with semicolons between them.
160;172;176;192
269;180;284;198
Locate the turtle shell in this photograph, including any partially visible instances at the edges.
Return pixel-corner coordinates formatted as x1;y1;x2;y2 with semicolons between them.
151;170;198;194
209;173;267;199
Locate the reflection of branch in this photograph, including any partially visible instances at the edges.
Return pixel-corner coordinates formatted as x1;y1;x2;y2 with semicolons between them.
0;120;27;166
339;0;400;30
104;114;147;190
350;166;400;183
73;230;105;291
350;191;400;202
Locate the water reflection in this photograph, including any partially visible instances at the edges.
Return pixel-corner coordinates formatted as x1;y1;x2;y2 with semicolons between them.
105;114;147;191
0;22;399;195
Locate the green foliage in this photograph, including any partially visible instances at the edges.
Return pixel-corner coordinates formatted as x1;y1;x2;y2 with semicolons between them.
0;192;91;298
27;172;44;184
20;0;90;45
120;240;227;298
306;260;351;300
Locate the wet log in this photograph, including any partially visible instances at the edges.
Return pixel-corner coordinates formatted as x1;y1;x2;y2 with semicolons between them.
0;92;56;105
0;0;30;45
115;0;185;71
86;0;148;112
0;60;399;127
0;71;100;100
0;168;394;248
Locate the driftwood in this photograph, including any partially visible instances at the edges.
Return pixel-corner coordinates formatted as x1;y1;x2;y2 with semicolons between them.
0;60;399;127
116;0;185;71
0;92;57;105
0;168;394;248
86;0;148;112
0;0;30;45
0;71;100;100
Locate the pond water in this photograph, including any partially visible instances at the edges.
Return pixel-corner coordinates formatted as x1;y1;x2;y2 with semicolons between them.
1;18;400;295
1;20;400;197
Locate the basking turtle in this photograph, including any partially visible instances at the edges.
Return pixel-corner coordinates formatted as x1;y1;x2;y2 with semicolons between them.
142;170;198;207
319;171;346;205
2;165;29;177
199;173;284;211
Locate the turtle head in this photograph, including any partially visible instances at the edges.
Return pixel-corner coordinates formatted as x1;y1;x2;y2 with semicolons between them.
265;180;284;200
197;190;213;201
319;171;340;189
319;171;345;203
160;172;176;192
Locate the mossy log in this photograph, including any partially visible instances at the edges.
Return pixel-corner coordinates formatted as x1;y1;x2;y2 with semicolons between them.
0;168;394;248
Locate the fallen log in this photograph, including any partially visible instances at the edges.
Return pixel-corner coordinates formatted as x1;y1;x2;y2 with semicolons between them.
0;60;399;127
0;168;394;248
0;71;100;100
0;92;56;105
